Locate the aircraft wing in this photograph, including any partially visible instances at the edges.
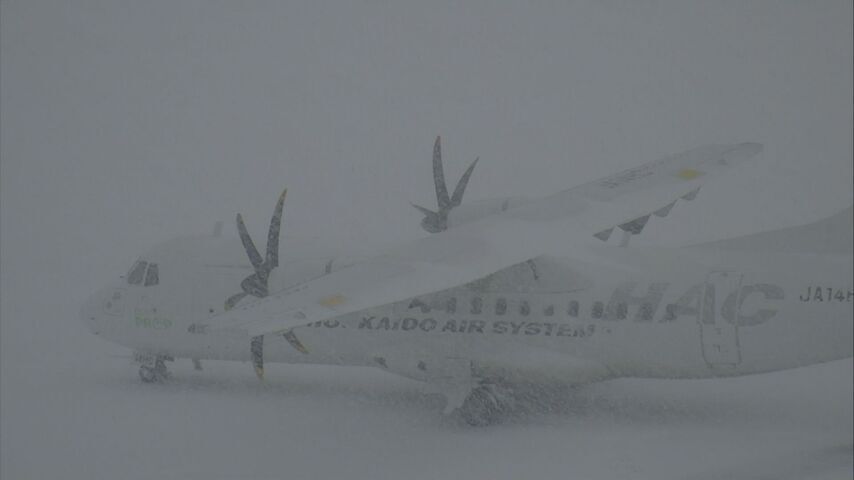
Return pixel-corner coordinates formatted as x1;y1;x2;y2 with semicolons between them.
210;143;762;337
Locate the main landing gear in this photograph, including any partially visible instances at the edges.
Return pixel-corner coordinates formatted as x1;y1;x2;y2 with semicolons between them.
136;354;172;383
456;381;516;427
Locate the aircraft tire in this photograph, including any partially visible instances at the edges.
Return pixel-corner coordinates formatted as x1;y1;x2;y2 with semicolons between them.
138;365;159;383
139;357;169;383
458;383;514;426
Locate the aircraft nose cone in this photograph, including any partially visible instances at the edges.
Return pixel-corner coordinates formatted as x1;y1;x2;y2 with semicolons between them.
81;287;128;336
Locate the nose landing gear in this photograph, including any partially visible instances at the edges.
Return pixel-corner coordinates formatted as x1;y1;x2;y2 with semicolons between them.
136;354;172;383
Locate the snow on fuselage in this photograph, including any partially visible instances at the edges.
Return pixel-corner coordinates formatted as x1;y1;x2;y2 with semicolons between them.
81;234;853;385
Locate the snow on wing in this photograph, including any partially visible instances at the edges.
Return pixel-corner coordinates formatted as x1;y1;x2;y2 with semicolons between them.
209;143;762;337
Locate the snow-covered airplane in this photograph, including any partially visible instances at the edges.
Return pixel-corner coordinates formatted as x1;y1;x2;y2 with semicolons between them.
81;137;853;425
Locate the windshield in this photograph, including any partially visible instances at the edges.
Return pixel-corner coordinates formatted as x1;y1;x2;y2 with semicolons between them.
127;260;147;285
144;263;159;286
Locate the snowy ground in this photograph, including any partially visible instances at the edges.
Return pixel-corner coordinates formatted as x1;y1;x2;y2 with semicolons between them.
2;304;851;480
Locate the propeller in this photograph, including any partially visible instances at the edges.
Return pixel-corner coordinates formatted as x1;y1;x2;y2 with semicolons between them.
412;136;479;233
224;189;287;380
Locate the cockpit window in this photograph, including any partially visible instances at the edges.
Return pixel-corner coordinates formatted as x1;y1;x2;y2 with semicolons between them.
144;263;159;286
128;261;147;285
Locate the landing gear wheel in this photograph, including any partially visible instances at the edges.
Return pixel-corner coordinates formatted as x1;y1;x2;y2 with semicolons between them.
457;383;515;426
138;364;159;383
138;356;171;383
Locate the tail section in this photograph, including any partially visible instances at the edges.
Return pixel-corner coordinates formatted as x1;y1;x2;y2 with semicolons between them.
695;206;853;255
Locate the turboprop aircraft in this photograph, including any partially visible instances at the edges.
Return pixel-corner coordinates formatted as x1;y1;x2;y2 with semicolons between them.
81;137;853;425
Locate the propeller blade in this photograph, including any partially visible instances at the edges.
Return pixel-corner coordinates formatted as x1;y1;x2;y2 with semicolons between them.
282;330;310;354
224;292;248;311
410;202;437;217
412;203;444;233
450;157;479;208
265;189;287;269
236;213;264;272
432;136;451;210
250;335;264;380
230;192;290;381
240;274;268;298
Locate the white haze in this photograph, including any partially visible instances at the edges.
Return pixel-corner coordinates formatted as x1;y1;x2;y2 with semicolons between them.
1;1;851;479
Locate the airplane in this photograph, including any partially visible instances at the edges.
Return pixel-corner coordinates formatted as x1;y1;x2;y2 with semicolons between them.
81;137;853;425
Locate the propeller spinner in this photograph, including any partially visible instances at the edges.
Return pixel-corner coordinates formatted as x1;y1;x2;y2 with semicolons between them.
412;136;479;233
225;189;287;380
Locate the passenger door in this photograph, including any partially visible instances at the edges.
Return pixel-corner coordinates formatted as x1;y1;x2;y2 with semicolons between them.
699;271;742;367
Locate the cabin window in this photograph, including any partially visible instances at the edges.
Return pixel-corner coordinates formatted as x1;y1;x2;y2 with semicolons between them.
495;298;507;315
664;304;677;321
615;302;627;320
446;297;457;314
144;263;159;286
409;298;430;313
543;305;554;317
592;301;604;319
568;300;579;317
639;303;654;321
519;301;530;316
127;261;147;285
471;297;482;315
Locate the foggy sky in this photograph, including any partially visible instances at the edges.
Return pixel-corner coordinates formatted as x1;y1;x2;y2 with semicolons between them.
3;2;851;274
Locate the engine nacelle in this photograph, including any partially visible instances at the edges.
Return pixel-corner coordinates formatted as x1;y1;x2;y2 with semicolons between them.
267;255;362;293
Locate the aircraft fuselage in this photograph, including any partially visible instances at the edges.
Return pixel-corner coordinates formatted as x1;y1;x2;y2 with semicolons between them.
81;241;853;385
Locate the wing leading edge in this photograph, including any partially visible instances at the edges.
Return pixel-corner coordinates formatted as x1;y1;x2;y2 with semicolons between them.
210;142;762;337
